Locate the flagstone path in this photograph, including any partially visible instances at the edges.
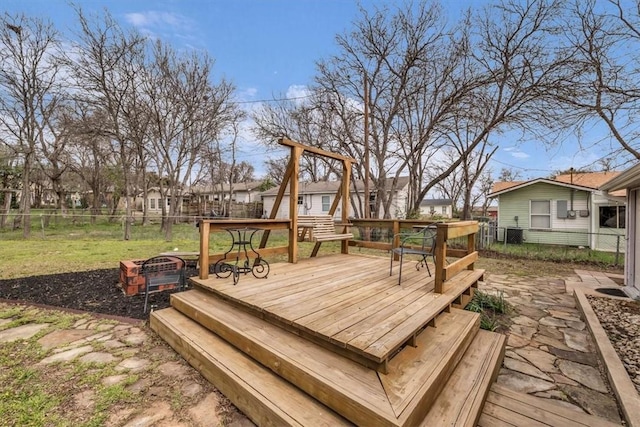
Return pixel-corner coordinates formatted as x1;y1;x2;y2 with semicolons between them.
481;272;624;424
0;268;630;426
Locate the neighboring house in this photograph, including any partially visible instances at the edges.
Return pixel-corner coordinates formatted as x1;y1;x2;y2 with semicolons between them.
137;187;188;215
601;163;640;299
260;177;411;219
488;172;626;251
189;181;263;204
419;199;453;218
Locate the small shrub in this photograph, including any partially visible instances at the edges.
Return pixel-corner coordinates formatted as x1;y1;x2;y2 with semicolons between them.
465;290;512;332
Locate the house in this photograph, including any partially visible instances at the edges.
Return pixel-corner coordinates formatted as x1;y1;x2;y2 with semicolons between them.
260;177;411;219
488;172;626;251
601;163;640;299
137;187;188;215
419;198;453;218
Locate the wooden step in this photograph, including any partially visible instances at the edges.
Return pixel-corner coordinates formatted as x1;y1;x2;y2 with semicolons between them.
479;384;622;427
420;329;506;427
164;288;483;427
150;307;351;427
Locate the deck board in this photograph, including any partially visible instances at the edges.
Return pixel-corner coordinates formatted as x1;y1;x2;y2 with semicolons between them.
150;307;352;426
479;384;621;427
191;253;479;366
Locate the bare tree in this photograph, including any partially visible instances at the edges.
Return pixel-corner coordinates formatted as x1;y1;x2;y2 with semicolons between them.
263;157;289;185
0;146;21;228
252;96;343;182
65;107;116;223
66;7;147;239
0;14;64;236
144;40;239;238
553;0;640;165
498;167;523;181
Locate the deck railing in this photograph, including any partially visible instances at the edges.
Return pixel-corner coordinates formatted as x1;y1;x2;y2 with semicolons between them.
198;219;291;279
348;219;479;293
197;218;479;293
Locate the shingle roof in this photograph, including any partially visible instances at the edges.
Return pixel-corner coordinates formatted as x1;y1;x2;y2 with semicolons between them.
554;172;620;188
420;198;452;206
490;181;526;193
490;172;626;197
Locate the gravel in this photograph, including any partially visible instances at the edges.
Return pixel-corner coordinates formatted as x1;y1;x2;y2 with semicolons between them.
587;295;640;393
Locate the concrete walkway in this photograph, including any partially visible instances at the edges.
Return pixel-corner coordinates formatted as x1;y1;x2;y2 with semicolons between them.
481;272;623;424
0;269;628;426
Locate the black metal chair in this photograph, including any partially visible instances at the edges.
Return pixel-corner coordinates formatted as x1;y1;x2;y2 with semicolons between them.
389;226;437;285
141;255;186;313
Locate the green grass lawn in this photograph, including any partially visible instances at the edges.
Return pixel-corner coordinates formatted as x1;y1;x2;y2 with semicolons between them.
0;222;334;278
0;219;624;278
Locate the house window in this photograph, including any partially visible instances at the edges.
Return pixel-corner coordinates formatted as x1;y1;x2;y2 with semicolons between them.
297;195;303;205
530;200;551;229
600;206;625;228
322;195;330;212
157;198;161;208
150;198;155;209
441;206;447;215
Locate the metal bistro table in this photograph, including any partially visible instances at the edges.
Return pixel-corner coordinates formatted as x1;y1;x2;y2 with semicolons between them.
213;227;270;285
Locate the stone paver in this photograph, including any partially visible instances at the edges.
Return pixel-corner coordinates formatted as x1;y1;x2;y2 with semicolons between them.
1;268;626;426
482;272;624;424
0;303;251;426
0;322;50;343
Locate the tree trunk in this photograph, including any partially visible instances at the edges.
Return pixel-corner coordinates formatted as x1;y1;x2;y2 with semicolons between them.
0;191;11;228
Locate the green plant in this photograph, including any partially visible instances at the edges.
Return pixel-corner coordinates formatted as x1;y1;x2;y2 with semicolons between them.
465;290;512;332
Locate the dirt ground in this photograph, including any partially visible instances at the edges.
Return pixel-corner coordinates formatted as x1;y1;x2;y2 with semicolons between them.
0;267;199;320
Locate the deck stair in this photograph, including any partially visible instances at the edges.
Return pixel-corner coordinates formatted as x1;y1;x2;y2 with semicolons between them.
150;255;507;426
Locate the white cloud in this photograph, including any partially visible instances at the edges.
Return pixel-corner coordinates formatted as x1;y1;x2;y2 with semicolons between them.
238;87;258;101
503;146;529;159
511;151;530;159
124;11;194;41
286;84;310;100
125;11;189;29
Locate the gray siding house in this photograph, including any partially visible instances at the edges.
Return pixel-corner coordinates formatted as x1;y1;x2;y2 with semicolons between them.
488;172;625;251
601;163;640;299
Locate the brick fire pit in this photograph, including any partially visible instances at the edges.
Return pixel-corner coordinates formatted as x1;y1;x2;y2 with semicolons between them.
118;259;182;296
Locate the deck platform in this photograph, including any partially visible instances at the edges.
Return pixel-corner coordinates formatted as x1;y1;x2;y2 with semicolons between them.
189;253;482;372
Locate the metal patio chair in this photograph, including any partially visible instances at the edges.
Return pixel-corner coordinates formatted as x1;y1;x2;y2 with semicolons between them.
389;226;437;285
141;255;186;313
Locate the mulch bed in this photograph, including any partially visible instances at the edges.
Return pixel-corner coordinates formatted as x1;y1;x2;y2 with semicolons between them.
0;268;199;320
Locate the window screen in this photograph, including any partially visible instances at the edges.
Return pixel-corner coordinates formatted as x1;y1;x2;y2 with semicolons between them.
531;200;551;229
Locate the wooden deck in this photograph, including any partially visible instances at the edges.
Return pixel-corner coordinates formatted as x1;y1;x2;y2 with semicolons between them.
189;253;481;372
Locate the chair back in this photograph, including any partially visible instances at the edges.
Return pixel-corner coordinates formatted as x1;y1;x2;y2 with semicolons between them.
418;226;437;253
141;255;186;313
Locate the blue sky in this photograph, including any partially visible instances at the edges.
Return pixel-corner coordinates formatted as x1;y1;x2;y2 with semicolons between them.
5;0;615;181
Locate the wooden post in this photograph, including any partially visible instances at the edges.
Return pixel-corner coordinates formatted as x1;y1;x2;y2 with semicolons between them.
341;159;352;254
259;161;294;250
434;223;447;293
199;221;210;279
467;232;476;271
392;220;401;261
289;146;302;263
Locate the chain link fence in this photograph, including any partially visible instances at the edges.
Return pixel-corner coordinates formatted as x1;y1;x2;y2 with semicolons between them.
476;222;625;266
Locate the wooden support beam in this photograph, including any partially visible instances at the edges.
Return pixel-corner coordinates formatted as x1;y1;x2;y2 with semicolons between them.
289;146;302;263
434;224;447;293
341;158;351;254
259;159;294;250
199;221;210;279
